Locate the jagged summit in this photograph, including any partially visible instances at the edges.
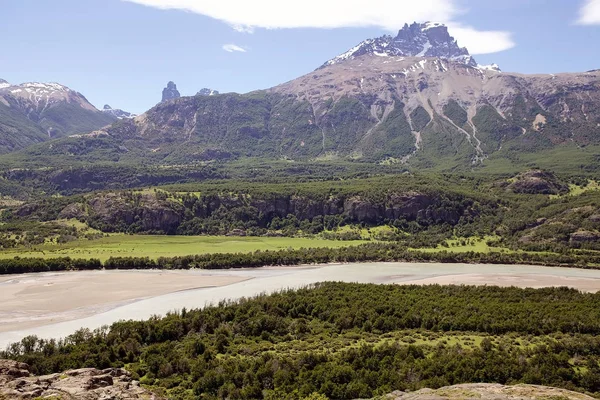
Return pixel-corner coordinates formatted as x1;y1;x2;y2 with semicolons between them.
161;81;181;102
103;104;135;119
197;88;219;96
0;79;9;89
322;22;484;69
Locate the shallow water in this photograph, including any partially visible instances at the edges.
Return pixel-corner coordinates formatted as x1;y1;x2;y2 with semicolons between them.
2;262;600;348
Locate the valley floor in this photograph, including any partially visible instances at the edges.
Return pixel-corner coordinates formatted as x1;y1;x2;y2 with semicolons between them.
0;235;369;261
3;262;600;349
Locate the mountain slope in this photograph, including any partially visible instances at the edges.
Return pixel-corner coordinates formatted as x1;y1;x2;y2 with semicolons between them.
0;80;116;153
5;23;600;169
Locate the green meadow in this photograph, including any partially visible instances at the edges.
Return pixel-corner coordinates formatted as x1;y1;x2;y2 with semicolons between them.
0;234;369;262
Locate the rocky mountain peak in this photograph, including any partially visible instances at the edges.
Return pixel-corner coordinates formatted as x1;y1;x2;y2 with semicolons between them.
0;79;9;89
102;104;135;119
161;81;181;102
197;88;220;96
322;22;479;68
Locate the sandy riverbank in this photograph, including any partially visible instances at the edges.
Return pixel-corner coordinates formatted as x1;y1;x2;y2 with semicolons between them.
0;270;248;332
3;262;600;348
399;273;600;292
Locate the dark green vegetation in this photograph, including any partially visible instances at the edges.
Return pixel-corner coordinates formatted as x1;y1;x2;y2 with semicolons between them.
0;101;50;153
2;171;598;257
3;242;600;275
5;283;600;399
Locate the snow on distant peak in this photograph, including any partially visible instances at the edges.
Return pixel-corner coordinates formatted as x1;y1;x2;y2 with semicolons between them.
321;22;478;69
477;63;502;72
102;104;135;119
197;88;220;96
22;82;69;92
0;79;10;89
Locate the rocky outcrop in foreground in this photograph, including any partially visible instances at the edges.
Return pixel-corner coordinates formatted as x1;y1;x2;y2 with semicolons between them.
0;359;163;399
384;383;594;399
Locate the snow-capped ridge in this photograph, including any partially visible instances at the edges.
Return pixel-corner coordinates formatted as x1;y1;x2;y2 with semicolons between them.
197;88;220;96
477;63;502;72
103;104;135;119
321;22;491;70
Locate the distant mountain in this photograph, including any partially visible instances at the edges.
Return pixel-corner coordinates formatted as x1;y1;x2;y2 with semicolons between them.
162;81;180;102
102;104;135;119
323;22;477;68
0;80;116;153
197;88;219;96
6;23;600;170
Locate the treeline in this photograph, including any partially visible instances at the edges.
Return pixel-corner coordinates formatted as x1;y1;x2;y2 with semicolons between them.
5;283;600;399
2;243;600;275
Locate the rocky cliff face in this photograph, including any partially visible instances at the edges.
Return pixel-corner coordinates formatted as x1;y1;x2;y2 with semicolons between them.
161;81;181;102
29;188;475;235
0;359;163;400
323;22;476;68
103;104;135;119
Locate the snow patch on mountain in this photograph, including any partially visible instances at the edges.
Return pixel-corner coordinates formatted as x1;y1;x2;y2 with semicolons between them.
322;22;499;72
477;63;502;72
197;88;220;96
103;104;135;119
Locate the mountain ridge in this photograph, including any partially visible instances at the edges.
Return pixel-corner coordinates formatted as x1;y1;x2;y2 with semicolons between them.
322;22;484;70
0;80;116;153
2;23;600;171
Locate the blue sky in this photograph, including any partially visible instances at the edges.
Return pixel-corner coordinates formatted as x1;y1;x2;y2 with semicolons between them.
1;0;600;113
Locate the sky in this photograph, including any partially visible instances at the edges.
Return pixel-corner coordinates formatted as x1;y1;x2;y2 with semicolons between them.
1;0;600;114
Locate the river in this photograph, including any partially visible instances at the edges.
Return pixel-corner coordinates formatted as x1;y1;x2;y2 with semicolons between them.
2;262;600;349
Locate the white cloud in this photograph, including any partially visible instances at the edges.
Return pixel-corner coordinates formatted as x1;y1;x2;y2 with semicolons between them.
124;0;515;54
449;24;515;55
577;0;600;24
222;44;247;53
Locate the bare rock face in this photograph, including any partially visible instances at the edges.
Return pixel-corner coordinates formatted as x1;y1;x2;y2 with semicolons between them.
384;383;595;399
0;359;163;400
323;22;475;68
508;170;569;195
570;230;600;243
161;81;181;102
88;192;184;234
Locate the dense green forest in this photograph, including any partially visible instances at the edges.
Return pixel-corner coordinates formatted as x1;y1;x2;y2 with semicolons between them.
5;283;600;399
1;171;598;254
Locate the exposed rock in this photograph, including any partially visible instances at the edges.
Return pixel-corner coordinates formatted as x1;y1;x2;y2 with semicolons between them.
0;359;164;399
323;22;477;68
508;170;569;195
58;203;88;220
588;214;600;223
103;104;135;119
570;230;600;243
161;81;181;102
384;383;594;399
88;192;184;234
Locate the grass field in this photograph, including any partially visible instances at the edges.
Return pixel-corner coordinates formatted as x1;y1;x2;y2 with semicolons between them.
414;236;514;254
0;235;369;261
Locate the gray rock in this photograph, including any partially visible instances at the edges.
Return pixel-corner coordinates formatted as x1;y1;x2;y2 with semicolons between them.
162;81;181;102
